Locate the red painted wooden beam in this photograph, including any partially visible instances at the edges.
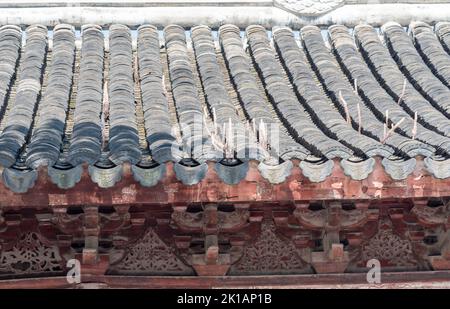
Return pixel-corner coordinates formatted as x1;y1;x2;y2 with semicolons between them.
0;158;449;208
1;271;450;289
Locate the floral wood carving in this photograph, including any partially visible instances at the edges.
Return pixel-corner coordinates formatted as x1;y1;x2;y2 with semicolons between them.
229;220;310;275
0;232;63;276
361;218;419;268
108;228;194;275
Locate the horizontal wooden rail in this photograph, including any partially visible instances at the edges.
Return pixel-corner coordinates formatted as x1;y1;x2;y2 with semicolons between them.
1;271;450;288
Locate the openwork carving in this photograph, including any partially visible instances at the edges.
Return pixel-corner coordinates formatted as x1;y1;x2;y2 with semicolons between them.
109;228;194;275
362;218;417;268
275;0;345;16
230;220;310;275
0;232;63;276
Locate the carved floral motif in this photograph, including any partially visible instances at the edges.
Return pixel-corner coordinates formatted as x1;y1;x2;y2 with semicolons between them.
0;232;63;275
109;228;194;275
230;220;310;275
362;218;417;267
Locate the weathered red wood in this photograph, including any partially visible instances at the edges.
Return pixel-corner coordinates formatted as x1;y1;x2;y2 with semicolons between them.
0;201;448;281
0;158;449;208
1;271;450;289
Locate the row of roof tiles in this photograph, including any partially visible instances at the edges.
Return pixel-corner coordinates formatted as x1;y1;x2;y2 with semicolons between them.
0;21;449;192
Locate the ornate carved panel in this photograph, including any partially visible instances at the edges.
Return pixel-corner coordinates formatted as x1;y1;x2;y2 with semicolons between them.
108;228;194;275
229;220;311;275
0;232;63;277
345;216;430;272
361;218;417;267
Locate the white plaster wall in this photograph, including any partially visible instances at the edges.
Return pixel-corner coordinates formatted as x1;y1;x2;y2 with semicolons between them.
0;2;449;27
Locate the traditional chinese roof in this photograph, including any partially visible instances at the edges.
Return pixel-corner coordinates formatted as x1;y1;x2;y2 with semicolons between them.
0;21;450;193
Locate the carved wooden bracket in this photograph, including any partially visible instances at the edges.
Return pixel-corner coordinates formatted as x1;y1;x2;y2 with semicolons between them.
50;207;83;236
412;199;450;228
294;201;375;230
293;201;378;273
171;204;250;233
34;209;76;262
100;206;131;233
412;199;450;270
171;204;251;276
48;206;129;269
82;206;100;265
109;210;147;265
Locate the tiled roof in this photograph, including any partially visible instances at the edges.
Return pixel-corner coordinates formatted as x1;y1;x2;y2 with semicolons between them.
0;21;450;192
